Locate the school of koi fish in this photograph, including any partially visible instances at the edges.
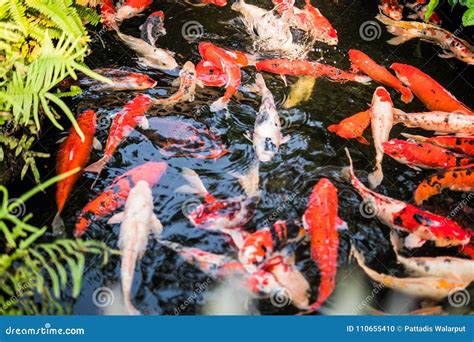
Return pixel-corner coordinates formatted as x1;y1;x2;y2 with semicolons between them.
54;0;473;315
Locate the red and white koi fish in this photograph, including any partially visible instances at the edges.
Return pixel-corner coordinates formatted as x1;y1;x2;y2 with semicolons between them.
345;148;470;248
405;1;442;25
196;59;228;87
383;139;474;170
394;109;474;136
379;0;403;20
238;220;305;273
75;162;167;237
377;14;474;65
368;87;394;189
140;11;166;46
327;109;371;145
152;61;198;106
101;0;117;29
348;49;413;103
402;134;474;157
199;42;242;112
140;117;228;160
53;110;97;232
176;164;260;230
116;30;178;71
352;247;470;301
390;233;474;282
250;73;290;162
116;0;153;22
302;178;346;313
414;165;474;204
85;94;152;176
256;59;371;84
60;68;157;92
390;63;472;114
107;180;163;315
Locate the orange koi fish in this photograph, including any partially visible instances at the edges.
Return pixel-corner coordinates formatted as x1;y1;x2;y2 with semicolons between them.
53;110;97;232
402;134;474;157
345;148;470;248
85;94;152;176
116;0;153;22
199;42;242;111
327;109;371;145
414;166;474;205
255;59;371;84
383;139;474;170
302;178;347;313
349;49;413;103
196;59;228;87
152;61;197;106
391;63;473;114
75;162;167;237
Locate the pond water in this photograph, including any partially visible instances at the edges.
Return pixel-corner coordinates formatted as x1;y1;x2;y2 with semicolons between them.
22;0;473;315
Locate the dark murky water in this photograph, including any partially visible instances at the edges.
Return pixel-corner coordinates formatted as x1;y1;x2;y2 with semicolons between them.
22;0;473;315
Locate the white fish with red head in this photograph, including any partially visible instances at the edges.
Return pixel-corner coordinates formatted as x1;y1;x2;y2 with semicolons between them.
107;180;163;315
368;87;394;188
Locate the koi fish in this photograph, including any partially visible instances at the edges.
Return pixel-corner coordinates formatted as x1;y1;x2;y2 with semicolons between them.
352;247;470;301
60;68;157;92
345;148;470;248
255;59;371;84
379;0;403;20
139;117;228;160
153;61;198;106
405;2;442;25
390;63;472;114
238;220;305;273
101;0;117;29
383;139;474;170
184;0;228;7
198;42;242;111
116;0;153;22
368;87;394;189
394;110;474;136
107;180;163;315
377;14;474;65
283;75;316;108
390;233;474;282
116;30;178;71
401;134;474;157
140;11;166;46
53;110;97;233
176;164;260;230
249;73;290;162
414;166;474;205
75;161;167;237
196;59;228;87
85;95;151;176
348;49;413;103
302;178;345;313
327;109;371;145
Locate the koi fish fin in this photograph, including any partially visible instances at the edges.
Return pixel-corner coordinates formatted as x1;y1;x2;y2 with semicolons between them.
240;83;260;94
367;167;383;189
196;79;205;88
108;211;125;224
231;162;260;197
139;116;149;129
84;156;108;174
400;89;414;104
93;137;103;150
385;26;416;45
171;77;181;87
336;217;348;231
245;52;260;66
281;135;291;144
434;131;449;136
280;75;288;86
327;124;339;133
356;136;370;145
176;168;209;197
401;133;426;143
151;215;163;238
407;164;422;172
354;75;372;84
210;97;229;113
52;213;66;237
438;51;455;59
404;233;426;249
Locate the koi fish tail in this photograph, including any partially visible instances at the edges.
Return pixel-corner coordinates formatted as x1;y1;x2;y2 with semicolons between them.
368;166;383;189
400;88;414;104
385;26;416;45
176;168;209;197
343;148;372;195
210;96;230;112
124;294;141;316
52;212;65;237
231;162;260;197
84;156;108;174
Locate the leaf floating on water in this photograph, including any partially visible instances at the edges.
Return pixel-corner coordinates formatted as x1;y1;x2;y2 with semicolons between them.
283;76;316;109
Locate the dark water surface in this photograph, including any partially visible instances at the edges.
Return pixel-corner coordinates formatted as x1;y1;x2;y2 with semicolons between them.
22;0;473;315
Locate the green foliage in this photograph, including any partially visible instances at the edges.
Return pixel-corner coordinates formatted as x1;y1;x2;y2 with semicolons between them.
0;0;111;182
0;170;115;315
426;0;474;26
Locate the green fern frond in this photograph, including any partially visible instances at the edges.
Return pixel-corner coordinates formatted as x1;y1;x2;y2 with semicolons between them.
5;0;29;35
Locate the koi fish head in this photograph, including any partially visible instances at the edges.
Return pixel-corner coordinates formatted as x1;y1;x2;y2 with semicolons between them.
116;0;152;21
347;49;368;67
76;109;97;135
149;11;165;19
379;3;403;21
196;59;228;87
180;61;197;81
122;161;167;187
372;86;393;108
128;73;157;89
198;42;215;57
390;63;414;86
382;139;410;158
